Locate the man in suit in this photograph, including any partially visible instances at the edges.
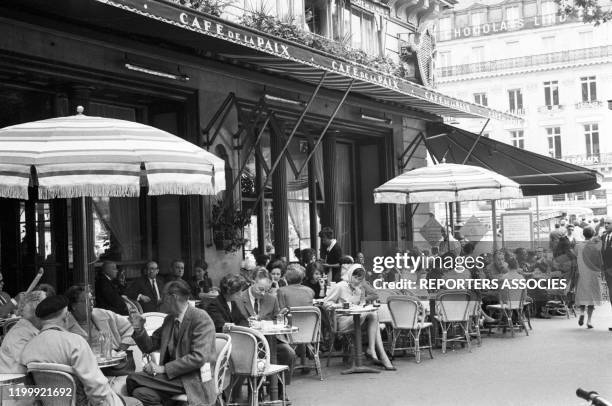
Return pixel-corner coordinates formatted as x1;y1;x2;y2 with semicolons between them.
126;261;164;313
206;274;247;332
235;269;295;383
22;295;141;406
600;216;612;331
95;261;128;316
127;280;216;406
0;272;18;318
319;227;343;282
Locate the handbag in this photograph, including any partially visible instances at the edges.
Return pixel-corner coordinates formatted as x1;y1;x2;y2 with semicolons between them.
104;350;136;376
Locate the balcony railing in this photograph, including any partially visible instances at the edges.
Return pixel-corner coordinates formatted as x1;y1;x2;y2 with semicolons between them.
438;45;612;77
575;100;603;109
506;108;525;115
537;105;564;113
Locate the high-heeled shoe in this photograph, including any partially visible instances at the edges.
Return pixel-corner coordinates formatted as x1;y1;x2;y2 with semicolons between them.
365;352;384;366
381;365;397;371
587;324;594;329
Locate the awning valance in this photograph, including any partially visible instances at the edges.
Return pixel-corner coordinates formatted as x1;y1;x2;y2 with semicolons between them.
10;0;521;122
425;123;603;196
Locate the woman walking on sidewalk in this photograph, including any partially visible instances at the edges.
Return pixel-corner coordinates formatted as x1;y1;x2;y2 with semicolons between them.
574;227;603;328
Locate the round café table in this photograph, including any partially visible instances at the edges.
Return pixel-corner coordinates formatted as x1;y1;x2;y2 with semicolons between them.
335;306;381;375
251;324;298;402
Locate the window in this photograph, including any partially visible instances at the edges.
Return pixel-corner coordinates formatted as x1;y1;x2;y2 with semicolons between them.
510;130;524;149
471;46;485;63
506;5;520;21
508;89;523;113
546;127;562;158
506;40;520;57
474;93;488;106
471;11;486;27
349;8;379;55
581;76;597;102
438;51;452;67
584;123;600;159
543;81;559;107
542;35;555;52
438;17;452;40
305;0;331;37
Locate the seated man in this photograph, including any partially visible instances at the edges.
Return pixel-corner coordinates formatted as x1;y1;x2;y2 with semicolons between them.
126;280;216;406
96;261;129;316
125;261;164;313
277;264;314;309
235;269;296;383
0;291;46;373
21;295;140;406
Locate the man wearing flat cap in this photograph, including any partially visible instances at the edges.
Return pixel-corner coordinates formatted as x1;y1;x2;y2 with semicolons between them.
22;295;142;406
600;216;612;331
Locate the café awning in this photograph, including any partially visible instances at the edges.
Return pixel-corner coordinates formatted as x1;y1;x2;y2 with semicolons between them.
17;0;521;123
424;123;603;196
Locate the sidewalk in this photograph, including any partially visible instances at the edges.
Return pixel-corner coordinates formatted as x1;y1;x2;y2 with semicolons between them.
288;305;612;406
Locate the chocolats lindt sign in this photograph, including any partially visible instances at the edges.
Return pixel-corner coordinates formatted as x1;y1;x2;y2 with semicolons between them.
445;13;576;40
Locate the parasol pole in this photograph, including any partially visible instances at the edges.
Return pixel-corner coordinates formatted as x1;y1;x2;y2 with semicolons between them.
491;199;498;251
81;196;92;342
535;196;541;248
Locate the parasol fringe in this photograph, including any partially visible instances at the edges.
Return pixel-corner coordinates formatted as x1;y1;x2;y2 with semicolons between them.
0;184;29;200
38;184;141;199
148;181;218;196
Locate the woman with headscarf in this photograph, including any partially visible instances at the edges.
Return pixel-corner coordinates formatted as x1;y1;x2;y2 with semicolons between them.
574;227;603;328
324;264;395;370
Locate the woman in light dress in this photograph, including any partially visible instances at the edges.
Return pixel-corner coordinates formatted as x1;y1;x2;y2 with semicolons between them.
324;264;395;370
573;227;603;328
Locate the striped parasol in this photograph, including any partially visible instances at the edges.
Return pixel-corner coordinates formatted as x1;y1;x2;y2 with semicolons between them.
0;107;225;200
374;163;523;204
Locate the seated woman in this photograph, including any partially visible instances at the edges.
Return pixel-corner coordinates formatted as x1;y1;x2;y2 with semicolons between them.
268;260;288;295
302;261;327;299
278;264;314;309
206;273;247;332
188;259;214;299
324;264;395;371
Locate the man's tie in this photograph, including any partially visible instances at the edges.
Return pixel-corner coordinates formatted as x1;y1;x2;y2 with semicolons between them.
151;279;160;301
169;319;180;356
0;295;6;305
253;299;259;316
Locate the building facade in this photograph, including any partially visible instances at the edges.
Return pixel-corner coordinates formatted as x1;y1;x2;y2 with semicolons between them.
435;0;612;216
0;0;515;294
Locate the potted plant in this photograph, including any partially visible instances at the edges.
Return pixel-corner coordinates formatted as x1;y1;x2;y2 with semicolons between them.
211;200;252;252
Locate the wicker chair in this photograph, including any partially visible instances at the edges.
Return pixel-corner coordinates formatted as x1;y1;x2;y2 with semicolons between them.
486;289;529;337
225;325;289;406
27;362;78;406
141;312;166;335
172;333;232;406
387;296;434;363
323;306;353;367
434;291;473;354
287;306;323;380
